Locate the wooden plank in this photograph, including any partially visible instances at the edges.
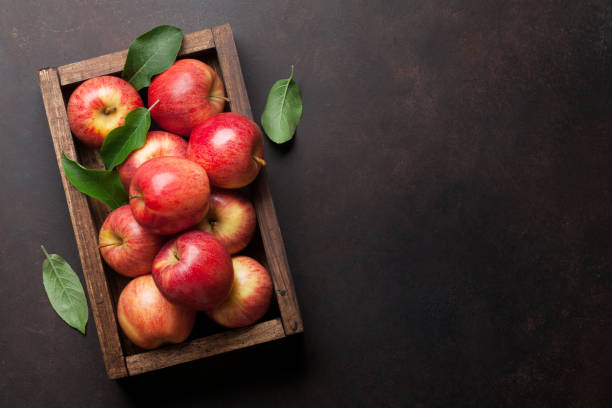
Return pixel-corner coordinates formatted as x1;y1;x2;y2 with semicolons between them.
38;68;128;379
58;28;215;86
211;24;253;117
125;318;285;376
58;50;127;86
212;23;304;335
251;170;304;335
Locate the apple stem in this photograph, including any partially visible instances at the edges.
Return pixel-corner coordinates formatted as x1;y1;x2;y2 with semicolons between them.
98;243;121;248
129;194;142;200
103;106;117;115
148;99;160;112
210;95;231;102
253;156;267;167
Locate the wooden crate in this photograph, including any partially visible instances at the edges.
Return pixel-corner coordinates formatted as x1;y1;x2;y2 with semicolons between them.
38;23;303;379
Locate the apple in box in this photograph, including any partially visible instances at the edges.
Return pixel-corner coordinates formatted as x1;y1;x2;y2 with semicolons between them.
118;130;188;191
129;156;210;235
67;76;144;148
148;59;226;137
208;256;273;328
196;189;256;254
98;205;165;277
117;275;196;350
188;112;266;189
152;230;234;311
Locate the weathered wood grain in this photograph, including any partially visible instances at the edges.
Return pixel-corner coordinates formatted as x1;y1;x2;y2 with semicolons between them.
211;24;252;116
251;170;304;335
38;68;127;379
125;318;285;376
58;28;214;86
213;23;304;335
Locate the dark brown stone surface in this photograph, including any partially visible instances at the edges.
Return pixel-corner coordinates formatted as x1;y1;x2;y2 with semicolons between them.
1;1;611;406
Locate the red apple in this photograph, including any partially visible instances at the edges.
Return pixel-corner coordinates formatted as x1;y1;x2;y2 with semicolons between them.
195;189;256;254
118;130;188;191
208;256;273;328
117;275;196;350
98;205;165;277
67;75;144;148
148;59;226;137
188;112;266;188
129;157;210;235
152;230;234;311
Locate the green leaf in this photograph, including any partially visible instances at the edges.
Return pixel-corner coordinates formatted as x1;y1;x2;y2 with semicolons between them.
61;153;128;209
261;65;303;144
122;25;184;91
100;107;151;170
41;246;88;334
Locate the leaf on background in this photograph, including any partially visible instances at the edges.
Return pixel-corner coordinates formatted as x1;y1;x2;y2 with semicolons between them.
61;153;128;209
261;65;303;144
122;25;184;91
100;107;150;170
41;246;88;335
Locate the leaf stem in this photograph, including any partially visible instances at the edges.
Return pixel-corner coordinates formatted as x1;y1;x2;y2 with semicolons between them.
41;245;50;259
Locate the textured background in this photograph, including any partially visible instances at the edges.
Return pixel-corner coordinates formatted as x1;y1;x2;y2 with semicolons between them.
1;1;611;406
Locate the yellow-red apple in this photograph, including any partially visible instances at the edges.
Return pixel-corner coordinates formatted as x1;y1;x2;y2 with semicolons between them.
98;205;165;277
195;189;256;254
152;230;234;311
129;157;210;235
67;75;143;148
117;275;196;350
208;256;273;328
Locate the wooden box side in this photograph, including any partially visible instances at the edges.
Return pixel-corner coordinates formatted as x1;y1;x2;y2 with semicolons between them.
212;24;303;335
38;67;128;379
57;29;215;86
125;318;285;375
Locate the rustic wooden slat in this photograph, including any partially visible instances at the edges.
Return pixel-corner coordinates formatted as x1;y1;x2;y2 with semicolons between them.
251;170;304;335
125;318;285;376
58;50;128;87
58;28;215;86
38;68;128;379
212;23;304;335
211;24;253;117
